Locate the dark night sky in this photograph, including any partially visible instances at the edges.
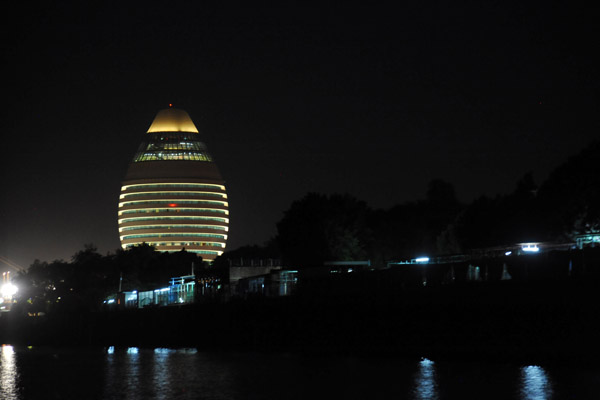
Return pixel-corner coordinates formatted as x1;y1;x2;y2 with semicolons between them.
1;2;598;270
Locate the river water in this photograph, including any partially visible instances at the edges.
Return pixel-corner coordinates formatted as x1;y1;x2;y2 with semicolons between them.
1;345;598;399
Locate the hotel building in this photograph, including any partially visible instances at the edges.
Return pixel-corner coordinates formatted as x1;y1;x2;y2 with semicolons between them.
118;107;228;261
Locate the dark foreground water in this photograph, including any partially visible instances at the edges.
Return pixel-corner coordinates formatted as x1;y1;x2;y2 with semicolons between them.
1;345;598;399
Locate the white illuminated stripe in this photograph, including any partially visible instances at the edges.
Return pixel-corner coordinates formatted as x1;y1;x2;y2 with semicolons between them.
415;257;430;263
118;216;229;224
118;206;229;212
119;223;228;227
121;190;226;195
120;231;227;237
119;224;228;232
118;216;229;222
121;235;228;242
122;183;226;191
118;208;229;215
119;199;228;207
120;232;227;244
122;240;225;248
192;250;223;256
120;234;227;241
120;191;227;199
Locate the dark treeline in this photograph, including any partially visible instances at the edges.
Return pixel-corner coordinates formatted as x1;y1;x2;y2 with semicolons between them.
1;142;599;362
218;140;600;268
9;244;210;317
7;140;598;317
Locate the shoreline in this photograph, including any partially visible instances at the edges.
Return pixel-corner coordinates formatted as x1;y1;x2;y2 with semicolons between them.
2;279;598;367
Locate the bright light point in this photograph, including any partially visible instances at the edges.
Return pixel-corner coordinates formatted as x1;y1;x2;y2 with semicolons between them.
522;244;540;252
415;257;429;263
169;103;173;107
505;251;512;256
1;283;18;298
168;203;177;207
420;357;434;366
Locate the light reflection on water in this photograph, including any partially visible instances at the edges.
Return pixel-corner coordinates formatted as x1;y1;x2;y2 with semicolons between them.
103;347;239;399
1;345;19;400
1;346;598;399
520;365;553;400
413;357;439;400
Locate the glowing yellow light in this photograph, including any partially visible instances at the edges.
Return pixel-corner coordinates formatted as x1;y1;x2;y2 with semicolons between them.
147;108;199;133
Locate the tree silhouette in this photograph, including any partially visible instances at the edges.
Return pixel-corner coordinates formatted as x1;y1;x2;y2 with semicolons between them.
276;193;372;267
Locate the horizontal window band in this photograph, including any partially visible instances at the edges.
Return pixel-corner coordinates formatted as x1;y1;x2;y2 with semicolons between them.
122;183;226;191
120;191;227;200
121;233;226;240
119;208;228;215
118;216;229;224
122;240;225;248
120;225;228;232
119;200;228;207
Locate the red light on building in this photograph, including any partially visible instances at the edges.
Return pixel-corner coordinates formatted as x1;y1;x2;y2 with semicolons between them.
169;203;177;207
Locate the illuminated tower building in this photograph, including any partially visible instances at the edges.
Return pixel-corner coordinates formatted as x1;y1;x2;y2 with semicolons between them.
118;107;228;261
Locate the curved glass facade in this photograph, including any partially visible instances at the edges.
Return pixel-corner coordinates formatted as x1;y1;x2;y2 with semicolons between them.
118;108;229;261
133;132;213;162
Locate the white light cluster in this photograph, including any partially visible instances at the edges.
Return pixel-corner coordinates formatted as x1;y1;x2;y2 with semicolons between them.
1;283;18;298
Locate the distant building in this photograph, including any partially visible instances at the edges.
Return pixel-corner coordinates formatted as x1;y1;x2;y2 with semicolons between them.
575;233;600;249
227;260;298;297
118;107;229;261
106;275;199;309
230;267;298;297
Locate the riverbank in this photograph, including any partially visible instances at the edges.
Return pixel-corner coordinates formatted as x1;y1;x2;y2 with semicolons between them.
1;278;598;366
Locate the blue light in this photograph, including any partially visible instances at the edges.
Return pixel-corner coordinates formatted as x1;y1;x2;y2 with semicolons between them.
505;251;512;256
415;257;430;263
413;357;438;399
520;365;552;399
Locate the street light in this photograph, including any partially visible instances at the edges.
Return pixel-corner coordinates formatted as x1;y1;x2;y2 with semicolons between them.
1;282;18;298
